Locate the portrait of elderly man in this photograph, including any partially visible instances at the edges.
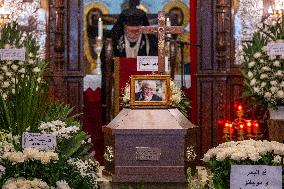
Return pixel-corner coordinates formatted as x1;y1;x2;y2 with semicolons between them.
135;80;162;101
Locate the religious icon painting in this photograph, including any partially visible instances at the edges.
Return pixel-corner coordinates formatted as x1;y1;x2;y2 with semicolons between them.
130;75;171;106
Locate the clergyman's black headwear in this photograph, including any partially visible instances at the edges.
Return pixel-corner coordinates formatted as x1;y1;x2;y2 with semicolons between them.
129;0;140;8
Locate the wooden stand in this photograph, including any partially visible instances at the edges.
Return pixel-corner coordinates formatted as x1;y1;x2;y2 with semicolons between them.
267;119;284;143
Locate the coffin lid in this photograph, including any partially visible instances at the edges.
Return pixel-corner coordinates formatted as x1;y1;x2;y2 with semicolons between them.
103;108;197;135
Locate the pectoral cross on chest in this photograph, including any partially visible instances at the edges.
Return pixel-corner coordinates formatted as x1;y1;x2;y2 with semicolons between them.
127;11;185;73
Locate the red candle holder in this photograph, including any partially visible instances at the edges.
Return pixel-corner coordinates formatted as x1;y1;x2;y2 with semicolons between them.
222;103;261;141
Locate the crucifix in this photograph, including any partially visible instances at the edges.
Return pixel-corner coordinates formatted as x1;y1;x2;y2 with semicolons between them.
127;11;185;73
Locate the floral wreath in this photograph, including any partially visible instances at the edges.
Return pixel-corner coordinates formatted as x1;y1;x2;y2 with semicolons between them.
121;79;190;116
241;16;284;108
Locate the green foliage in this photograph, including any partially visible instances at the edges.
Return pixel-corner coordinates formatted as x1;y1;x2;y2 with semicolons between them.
44;101;81;127
176;91;191;117
57;131;90;160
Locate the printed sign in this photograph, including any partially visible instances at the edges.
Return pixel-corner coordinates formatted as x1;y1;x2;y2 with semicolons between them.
136;147;161;161
0;48;25;61
137;56;169;72
230;165;282;189
22;132;56;151
267;42;284;56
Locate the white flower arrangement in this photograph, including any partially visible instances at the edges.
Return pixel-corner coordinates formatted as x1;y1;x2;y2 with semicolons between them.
0;23;45;101
2;148;59;164
2;177;49;189
234;0;263;65
2;0;46;58
39;120;80;141
242;16;284;108
203;139;284;189
203;139;284;162
67;158;99;183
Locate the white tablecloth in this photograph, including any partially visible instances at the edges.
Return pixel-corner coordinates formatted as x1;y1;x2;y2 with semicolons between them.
83;75;102;91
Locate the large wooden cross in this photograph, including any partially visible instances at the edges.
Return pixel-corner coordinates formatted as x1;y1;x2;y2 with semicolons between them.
127;11;185;73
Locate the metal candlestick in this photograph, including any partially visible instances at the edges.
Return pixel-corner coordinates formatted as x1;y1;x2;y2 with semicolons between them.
92;37;103;75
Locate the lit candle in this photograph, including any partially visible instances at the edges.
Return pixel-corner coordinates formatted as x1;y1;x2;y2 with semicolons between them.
238;121;245;129
98;17;103;39
166;17;171;38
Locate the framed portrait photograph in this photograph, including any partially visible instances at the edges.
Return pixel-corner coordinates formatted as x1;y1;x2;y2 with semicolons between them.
130;75;171;106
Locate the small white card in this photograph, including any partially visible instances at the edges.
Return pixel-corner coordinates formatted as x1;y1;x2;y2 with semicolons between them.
137;56;169;72
230;165;282;189
267;42;284;56
0;48;25;61
22;132;56;151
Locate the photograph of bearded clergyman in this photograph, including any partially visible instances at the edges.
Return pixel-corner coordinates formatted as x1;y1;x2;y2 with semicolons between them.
135;80;164;101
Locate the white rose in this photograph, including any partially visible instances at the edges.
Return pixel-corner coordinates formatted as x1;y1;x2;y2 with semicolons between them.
275;70;283;76
231;152;243;161
18;61;24;65
2;65;8;71
270;80;278;86
2;81;9;88
11;64;18;71
272;155;282;164
216;152;227;161
248;61;256;68
281;81;284;87
271;87;278;93
260;59;265;63
0;75;3;80
273;60;281;67
261;82;267;88
248;71;253;78
280;55;284;59
250;78;256;86
260;74;268;79
261;66;271;72
253;52;262;59
32;67;40;73
28;59;34;64
5;72;12;77
253;87;260;93
4;44;10;49
249;153;261;161
277;90;284;98
264;92;272;98
19;68;25;73
28;53;33;57
261;46;268;52
6;61;12;65
2;93;7;100
269;55;276;60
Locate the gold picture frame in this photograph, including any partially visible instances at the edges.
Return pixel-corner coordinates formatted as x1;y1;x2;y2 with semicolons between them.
130;75;171;106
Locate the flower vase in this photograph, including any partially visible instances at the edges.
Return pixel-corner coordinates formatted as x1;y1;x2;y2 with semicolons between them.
268;106;284;120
